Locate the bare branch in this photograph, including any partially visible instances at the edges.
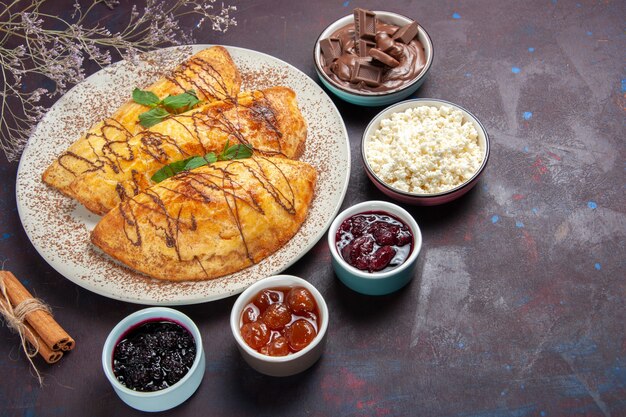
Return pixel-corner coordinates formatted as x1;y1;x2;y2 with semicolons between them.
0;0;237;162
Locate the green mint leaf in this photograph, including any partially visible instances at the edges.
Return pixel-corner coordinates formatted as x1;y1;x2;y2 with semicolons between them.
162;90;200;112
150;145;252;184
139;107;170;128
150;168;172;183
132;88;160;107
205;153;218;164
220;139;231;156
184;153;217;170
150;157;194;183
183;156;208;171
219;143;253;161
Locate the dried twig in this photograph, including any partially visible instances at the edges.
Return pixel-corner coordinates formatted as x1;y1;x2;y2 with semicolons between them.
0;0;237;162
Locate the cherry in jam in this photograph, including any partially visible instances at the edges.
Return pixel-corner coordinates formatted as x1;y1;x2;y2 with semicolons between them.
240;286;319;356
112;320;196;392
335;211;413;272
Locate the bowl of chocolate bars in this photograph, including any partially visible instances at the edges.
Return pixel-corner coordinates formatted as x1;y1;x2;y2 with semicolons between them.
314;8;433;106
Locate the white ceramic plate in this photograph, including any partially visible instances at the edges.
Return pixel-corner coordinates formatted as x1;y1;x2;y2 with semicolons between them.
16;45;350;305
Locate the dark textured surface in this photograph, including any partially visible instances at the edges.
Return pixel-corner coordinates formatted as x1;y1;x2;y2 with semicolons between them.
1;1;625;416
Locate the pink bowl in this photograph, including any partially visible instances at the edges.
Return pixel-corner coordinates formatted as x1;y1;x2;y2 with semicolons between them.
361;99;490;206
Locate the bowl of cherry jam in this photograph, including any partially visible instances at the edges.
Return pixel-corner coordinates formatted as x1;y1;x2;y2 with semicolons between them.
230;275;329;377
328;200;422;295
101;307;205;412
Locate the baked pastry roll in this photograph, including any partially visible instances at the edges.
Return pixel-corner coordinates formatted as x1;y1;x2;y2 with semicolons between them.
91;157;317;281
43;46;241;196
65;86;307;215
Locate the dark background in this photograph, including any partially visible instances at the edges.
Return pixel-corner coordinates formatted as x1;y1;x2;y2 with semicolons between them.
1;1;625;416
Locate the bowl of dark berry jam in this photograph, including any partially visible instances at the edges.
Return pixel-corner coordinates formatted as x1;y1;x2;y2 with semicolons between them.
101;307;205;412
328;200;422;295
230;275;328;377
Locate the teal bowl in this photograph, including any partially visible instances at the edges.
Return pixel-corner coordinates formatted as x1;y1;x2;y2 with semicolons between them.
314;11;433;107
327;201;422;295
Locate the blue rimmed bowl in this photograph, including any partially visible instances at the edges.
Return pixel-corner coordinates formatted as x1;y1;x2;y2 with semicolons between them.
102;307;205;412
314;10;433;107
328;200;422;295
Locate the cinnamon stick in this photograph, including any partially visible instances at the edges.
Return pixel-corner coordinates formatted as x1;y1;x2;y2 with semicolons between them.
24;322;64;364
0;271;74;352
0;297;63;363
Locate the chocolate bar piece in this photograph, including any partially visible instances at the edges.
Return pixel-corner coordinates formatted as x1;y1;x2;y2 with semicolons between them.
354;8;377;39
375;32;395;52
369;48;400;68
383;26;398;37
386;44;404;60
355;39;376;57
319;37;342;61
392;21;419;44
351;61;383;87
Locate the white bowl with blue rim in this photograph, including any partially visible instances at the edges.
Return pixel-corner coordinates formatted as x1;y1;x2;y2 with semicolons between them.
314;10;433;107
327;200;422;295
102;307;205;412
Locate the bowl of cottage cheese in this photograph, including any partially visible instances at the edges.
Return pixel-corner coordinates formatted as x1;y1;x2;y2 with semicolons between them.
361;99;489;205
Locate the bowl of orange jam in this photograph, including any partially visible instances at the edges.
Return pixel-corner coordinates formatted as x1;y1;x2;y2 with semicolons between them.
229;275;328;377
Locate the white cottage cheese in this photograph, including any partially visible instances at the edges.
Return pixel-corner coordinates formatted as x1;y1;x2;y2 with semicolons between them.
365;105;482;194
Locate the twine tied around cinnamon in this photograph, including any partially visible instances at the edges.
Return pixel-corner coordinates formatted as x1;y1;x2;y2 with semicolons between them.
0;274;51;385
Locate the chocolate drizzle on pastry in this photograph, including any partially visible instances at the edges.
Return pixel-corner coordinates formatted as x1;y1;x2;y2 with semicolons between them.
92;157;316;281
53;87;306;215
42;46;242;201
166;56;232;102
118;156;297;265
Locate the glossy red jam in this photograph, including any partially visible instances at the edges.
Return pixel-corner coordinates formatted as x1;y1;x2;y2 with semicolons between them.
335;210;413;272
240;286;319;356
113;319;196;392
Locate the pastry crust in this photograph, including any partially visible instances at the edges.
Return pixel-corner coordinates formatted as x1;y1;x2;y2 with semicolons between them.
52;86;307;215
91;157;317;281
42;46;241;196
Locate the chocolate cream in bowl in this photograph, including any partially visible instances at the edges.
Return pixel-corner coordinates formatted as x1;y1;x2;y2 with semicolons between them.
320;9;426;93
